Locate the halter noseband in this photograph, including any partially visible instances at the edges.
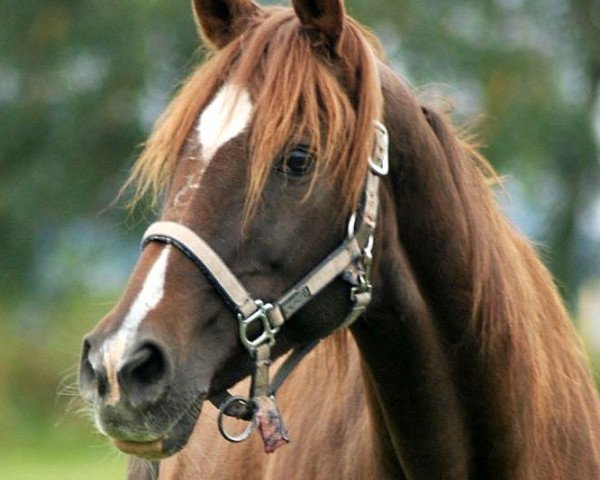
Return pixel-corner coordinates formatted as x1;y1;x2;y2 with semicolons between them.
141;121;389;452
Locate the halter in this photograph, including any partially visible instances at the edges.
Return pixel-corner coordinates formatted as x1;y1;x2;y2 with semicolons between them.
141;121;389;452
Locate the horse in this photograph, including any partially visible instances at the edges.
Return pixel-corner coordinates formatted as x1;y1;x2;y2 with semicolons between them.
78;0;600;478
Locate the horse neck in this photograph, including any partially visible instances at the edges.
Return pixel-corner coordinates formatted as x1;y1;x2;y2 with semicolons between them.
351;66;600;480
352;183;474;479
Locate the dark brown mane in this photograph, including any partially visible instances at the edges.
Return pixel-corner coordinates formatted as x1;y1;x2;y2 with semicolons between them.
124;7;383;219
414;106;600;476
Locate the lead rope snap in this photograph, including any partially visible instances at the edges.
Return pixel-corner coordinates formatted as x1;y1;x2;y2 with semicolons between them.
252;344;290;453
217;342;290;452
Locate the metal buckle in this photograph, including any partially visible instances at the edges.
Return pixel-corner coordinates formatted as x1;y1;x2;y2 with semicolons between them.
217;396;258;443
347;213;374;250
350;269;373;302
238;300;279;355
350;240;373;303
369;121;389;176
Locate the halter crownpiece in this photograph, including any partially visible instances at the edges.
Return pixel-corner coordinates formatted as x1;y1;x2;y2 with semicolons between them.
141;120;389;452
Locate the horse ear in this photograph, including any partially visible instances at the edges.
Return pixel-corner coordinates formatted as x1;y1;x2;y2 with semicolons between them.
292;0;346;49
192;0;262;49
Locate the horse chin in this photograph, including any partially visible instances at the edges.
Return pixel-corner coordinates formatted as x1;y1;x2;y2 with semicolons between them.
110;394;204;460
112;438;167;459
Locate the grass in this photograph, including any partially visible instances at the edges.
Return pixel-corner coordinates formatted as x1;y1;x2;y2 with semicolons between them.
1;443;126;480
0;389;128;480
0;414;127;480
0;295;128;480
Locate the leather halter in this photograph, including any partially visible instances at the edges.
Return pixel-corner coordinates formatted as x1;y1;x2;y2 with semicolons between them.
141;121;389;451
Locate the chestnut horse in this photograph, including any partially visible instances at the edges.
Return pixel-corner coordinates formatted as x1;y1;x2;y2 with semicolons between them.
79;0;600;478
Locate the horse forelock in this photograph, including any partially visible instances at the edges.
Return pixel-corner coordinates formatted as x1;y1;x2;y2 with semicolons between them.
124;7;383;222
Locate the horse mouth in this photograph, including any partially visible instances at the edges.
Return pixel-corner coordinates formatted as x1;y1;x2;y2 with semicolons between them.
108;392;205;460
113;438;166;459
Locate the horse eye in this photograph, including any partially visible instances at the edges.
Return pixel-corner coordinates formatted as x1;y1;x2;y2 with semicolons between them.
277;146;315;178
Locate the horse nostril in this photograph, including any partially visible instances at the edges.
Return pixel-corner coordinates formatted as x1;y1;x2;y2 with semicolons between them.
79;337;109;402
127;343;165;385
118;341;173;408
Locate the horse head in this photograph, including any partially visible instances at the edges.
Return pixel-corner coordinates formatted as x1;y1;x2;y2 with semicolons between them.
79;0;384;459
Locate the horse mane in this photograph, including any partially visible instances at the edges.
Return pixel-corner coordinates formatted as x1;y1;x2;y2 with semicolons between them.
420;107;600;476
124;7;383;220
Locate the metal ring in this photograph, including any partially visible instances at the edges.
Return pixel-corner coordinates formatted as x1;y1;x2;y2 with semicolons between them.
217;396;257;443
364;234;374;256
347;213;357;239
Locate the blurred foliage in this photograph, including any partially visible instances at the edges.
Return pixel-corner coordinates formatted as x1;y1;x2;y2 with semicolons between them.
0;0;598;308
0;0;598;474
0;0;200;302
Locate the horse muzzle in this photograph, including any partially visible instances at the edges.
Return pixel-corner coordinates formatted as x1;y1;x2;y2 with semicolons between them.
107;398;203;460
79;331;206;459
89;388;205;460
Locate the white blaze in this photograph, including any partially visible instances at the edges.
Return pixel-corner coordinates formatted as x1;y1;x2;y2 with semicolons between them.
171;83;253;217
122;246;170;332
196;83;253;162
100;84;253;403
102;246;171;404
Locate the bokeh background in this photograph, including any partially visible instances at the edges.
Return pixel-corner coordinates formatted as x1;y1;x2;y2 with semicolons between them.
1;0;598;478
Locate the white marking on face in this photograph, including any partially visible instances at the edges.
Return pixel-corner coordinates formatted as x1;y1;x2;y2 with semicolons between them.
169;83;253;219
196;83;253;163
172;172;201;209
102;246;171;405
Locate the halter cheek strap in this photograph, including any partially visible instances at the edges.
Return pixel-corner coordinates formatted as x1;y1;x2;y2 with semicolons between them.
141;121;389;452
141;222;262;320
